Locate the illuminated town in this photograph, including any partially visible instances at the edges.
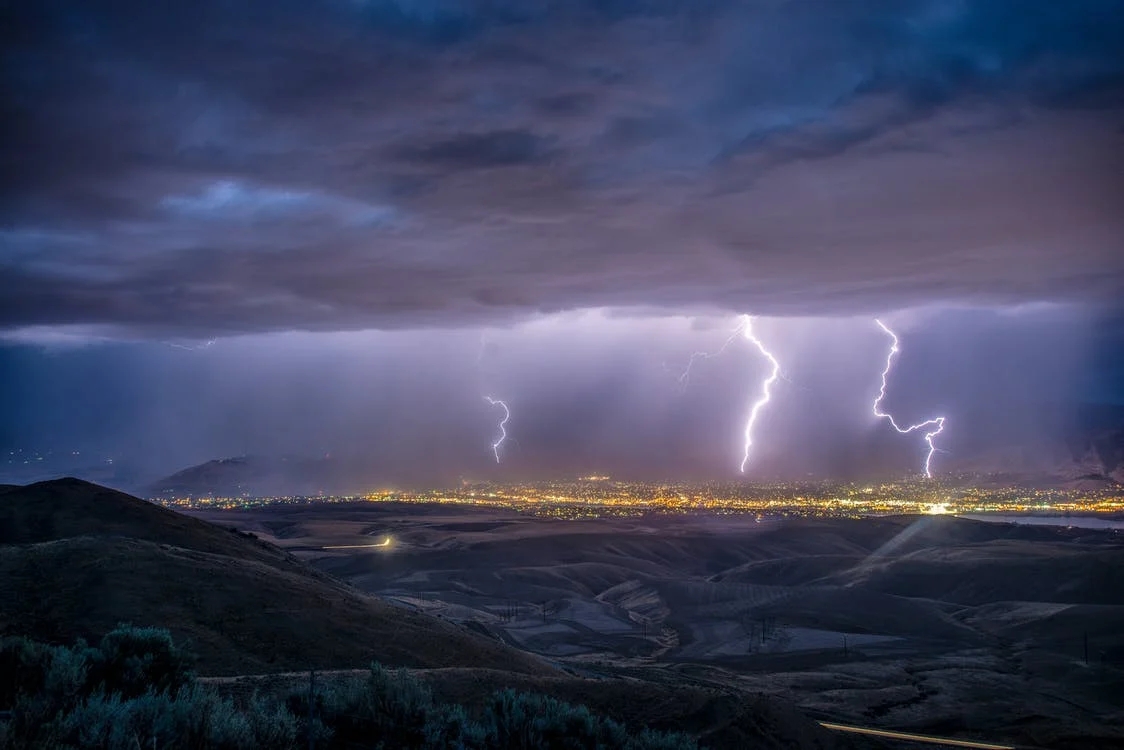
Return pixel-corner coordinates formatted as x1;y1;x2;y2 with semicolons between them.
153;475;1124;520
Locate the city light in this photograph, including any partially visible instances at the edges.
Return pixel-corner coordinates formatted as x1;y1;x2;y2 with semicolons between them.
153;478;1124;522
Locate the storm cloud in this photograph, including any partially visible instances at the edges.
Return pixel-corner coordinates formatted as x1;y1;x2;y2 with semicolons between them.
3;0;1123;336
0;307;1108;487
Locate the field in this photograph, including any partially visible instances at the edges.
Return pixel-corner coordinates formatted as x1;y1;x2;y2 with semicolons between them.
192;503;1124;749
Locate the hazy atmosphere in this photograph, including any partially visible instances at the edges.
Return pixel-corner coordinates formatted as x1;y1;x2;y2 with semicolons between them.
2;307;1122;487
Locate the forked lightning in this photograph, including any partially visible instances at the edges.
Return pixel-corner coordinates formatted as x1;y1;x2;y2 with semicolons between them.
872;319;946;478
671;317;750;389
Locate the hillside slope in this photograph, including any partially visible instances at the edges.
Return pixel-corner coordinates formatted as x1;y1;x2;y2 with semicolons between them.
0;479;549;676
0;478;302;572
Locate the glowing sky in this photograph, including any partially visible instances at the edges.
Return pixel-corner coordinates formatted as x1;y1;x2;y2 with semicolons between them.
2;1;1122;486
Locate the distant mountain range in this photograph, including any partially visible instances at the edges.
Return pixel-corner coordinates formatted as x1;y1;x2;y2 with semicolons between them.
149;436;1124;499
147;455;351;497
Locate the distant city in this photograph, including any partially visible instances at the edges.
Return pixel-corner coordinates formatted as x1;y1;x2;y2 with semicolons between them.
153;476;1124;521
7;447;1122;521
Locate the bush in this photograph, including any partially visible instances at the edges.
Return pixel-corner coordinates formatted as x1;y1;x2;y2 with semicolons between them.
54;685;300;750
306;665;695;750
311;664;443;748
483;689;696;750
0;636;58;709
423;703;489;749
0;627;193;750
86;624;195;699
0;633;695;750
0;636;91;748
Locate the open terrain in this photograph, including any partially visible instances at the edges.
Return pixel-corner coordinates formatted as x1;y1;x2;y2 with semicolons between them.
192;502;1124;749
4;478;1123;748
0;479;547;675
0;479;849;749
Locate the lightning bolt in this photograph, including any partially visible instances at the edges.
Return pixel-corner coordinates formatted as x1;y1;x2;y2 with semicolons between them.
484;396;510;463
669;317;750;390
872;319;946;478
740;316;781;473
166;339;216;351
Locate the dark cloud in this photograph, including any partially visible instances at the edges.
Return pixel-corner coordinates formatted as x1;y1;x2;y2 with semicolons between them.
1;0;1123;336
534;92;599;117
393;130;556;169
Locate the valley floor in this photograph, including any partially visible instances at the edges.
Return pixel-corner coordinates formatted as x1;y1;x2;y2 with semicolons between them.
193;505;1124;749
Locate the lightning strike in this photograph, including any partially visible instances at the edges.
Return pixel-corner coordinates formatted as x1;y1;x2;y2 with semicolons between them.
484;396;510;463
740;316;781;474
166;339;216;351
872;319;946;478
670;317;749;389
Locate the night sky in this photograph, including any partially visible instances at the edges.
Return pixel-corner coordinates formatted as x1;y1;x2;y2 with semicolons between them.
2;1;1122;488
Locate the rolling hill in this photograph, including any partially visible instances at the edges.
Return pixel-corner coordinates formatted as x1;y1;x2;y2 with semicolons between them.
0;479;844;749
0;478;549;676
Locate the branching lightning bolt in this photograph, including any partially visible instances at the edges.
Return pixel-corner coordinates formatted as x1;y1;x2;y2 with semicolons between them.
872;319;946;478
739;316;781;474
669;318;749;390
166;339;216;351
484;396;510;463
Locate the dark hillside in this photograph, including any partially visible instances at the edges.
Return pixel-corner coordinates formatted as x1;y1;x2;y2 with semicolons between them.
0;478;305;571
0;479;551;676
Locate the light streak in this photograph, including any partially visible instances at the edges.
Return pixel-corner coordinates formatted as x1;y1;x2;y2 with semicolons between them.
485;396;510;463
873;319;946;478
740;316;781;473
818;722;1013;749
323;537;392;550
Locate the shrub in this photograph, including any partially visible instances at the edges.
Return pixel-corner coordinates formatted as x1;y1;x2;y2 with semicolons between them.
54;684;300;750
302;665;696;750
311;663;437;748
487;689;609;749
0;636;58;709
0;637;91;748
484;690;696;750
423;703;489;749
629;729;699;750
0;633;696;750
86;624;194;699
242;694;304;749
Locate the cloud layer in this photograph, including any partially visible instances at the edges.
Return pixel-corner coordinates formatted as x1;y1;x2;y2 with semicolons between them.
0;308;1105;486
3;0;1123;335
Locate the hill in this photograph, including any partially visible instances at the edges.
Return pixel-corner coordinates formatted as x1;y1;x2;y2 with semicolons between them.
0;480;845;748
146;455;347;498
827;540;1124;606
0;479;549;676
0;478;306;573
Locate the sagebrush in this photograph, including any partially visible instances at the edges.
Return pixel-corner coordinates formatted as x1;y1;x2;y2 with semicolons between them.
0;629;696;749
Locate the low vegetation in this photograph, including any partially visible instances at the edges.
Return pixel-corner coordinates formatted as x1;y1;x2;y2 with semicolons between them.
0;626;696;750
